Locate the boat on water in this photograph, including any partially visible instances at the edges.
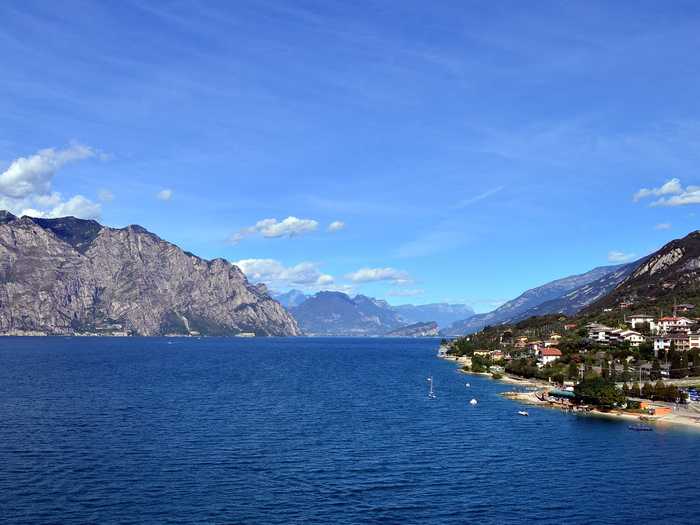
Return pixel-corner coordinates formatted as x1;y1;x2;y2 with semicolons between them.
469;398;478;406
427;376;437;399
629;424;653;432
465;383;470;387
517;411;529;416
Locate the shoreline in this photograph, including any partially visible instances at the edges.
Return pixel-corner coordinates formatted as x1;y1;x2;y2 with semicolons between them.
440;352;700;432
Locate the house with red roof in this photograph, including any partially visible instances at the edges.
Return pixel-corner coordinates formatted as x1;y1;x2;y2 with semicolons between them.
537;347;562;365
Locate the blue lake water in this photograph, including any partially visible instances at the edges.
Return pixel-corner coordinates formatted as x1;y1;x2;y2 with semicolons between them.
1;336;700;524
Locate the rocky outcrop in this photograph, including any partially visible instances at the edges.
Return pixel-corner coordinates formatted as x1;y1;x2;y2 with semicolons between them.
585;230;700;313
0;212;300;336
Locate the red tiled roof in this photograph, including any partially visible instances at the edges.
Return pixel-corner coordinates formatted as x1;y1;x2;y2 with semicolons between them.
540;348;562;356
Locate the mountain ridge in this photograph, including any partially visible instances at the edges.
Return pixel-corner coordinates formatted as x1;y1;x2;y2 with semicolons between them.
443;262;639;335
0;212;300;336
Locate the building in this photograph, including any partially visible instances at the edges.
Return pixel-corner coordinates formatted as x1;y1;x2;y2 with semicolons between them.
527;340;543;353
657;316;695;334
538;347;562;365
677;303;696;313
620;330;646;347
587;323;623;344
654;333;692;355
563;323;578;331
625;314;657;332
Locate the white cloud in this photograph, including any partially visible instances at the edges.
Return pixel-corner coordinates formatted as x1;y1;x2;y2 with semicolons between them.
98;189;114;202
654;222;672;230
633;178;700;207
233;258;334;289
327;220;345;232
633;178;683;202
608;250;636;263
652;188;700;207
0;144;102;220
0;143;95;199
229;216;319;243
156;188;173;201
346;267;411;284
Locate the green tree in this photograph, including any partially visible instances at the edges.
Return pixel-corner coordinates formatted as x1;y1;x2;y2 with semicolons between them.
631;381;641;397
651;359;662;381
568;361;579;380
642;382;654;399
574;376;626;407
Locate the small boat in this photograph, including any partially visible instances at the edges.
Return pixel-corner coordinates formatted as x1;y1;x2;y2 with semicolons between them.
427;376;437;399
465;383;470;387
517;411;529;417
469;398;478;406
628;424;653;432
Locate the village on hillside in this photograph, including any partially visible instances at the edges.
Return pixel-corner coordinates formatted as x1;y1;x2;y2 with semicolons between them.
442;303;700;417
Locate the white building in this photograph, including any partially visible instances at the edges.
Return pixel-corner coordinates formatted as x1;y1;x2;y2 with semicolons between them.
657;316;695;334
538;347;562;365
620;330;646;347
625;314;657;332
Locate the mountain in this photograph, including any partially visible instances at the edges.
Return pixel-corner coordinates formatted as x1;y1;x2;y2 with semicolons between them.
290;291;405;336
584;231;700;314
0;212;300;336
391;303;474;329
443;263;638;335
272;289;309;308
386;321;439;337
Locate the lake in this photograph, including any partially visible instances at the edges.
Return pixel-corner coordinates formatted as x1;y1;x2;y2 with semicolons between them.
1;337;699;524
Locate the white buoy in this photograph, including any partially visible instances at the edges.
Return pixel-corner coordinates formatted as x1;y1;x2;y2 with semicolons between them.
469;398;478;405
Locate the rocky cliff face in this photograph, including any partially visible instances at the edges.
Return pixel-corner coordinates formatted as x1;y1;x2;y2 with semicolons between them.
385;321;439;337
0;212;300;336
584;231;700;313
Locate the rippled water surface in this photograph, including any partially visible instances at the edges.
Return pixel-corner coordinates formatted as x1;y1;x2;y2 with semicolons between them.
2;337;700;524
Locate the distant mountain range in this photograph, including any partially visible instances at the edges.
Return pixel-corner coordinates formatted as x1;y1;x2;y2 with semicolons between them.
275;289;474;336
289;291;405;336
442;262;640;335
0;211;300;336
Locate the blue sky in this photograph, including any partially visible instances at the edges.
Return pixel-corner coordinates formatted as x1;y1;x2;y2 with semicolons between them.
2;0;700;312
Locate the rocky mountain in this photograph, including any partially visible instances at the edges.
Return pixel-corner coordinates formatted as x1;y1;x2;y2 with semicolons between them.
290;291;405;336
386;321;439;337
443;263;637;335
0;211;300;336
272;289;308;308
391;303;474;329
584;231;700;314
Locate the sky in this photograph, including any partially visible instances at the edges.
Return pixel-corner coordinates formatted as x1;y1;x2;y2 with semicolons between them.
2;0;700;312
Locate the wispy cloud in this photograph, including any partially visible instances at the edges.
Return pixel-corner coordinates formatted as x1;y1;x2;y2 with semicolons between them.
654;222;671;230
453;186;504;209
608;250;636;263
387;288;424;297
